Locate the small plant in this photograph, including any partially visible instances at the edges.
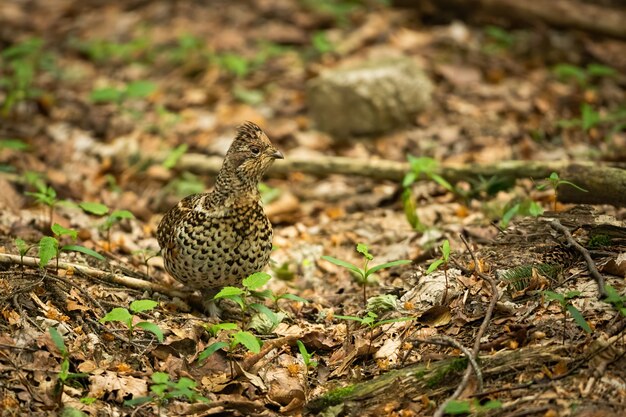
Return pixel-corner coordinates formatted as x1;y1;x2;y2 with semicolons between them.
334;311;414;353
132;248;160;278
483;25;515;53
426;240;451;303
537;172;587;211
90;80;157;113
15;238;34;273
124;372;208;409
543;290;592;343
322;243;411;306
38;223;105;271
402;156;455;230
499;197;544;229
553;63;616;89
213;272;272;316
24;176;59;229
296;340;318;400
100;210;135;250
99;299;164;343
603;285;626;317
0;37;55;117
48;327;88;408
198;325;262;377
444;398;502;415
162;144;188;170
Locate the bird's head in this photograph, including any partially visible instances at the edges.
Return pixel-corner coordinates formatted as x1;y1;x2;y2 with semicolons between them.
218;121;283;194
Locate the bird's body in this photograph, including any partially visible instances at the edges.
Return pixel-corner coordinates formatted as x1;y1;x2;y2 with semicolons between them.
156;122;282;312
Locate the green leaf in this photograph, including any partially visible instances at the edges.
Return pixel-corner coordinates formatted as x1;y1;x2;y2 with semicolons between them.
566;305;592;333
321;255;363;277
214;287;245;299
162;144;188;169
367;259;412;276
232;331;261;353
402;171;417;188
242;272;271;290
206;322;239;336
79;201;109;216
586;63;616;78
39;236;58;268
444;399;472;414
430;173;454;193
528;201;544;216
100;307;132;326
426;259;444;274
51;223;78;240
441;239;450;260
543;290;565;304
198;341;229;362
109;209;134;220
90;87;123;103
15;238;29;255
557;180;588;193
123;396;153;406
79;397;97;405
130;299;158;313
0;139;29;150
501;203;520;228
356;243;373;260
136;322;164;342
61;245;105;261
277;293;309;303
297;340;313;363
125;80;156;99
151;372;170;384
48;327;67;356
581;103;601;131
59;406;87;417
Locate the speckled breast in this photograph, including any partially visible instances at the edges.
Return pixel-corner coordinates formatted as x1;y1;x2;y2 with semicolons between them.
163;203;273;293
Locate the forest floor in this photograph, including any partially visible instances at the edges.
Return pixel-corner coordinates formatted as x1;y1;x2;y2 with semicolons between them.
0;1;625;416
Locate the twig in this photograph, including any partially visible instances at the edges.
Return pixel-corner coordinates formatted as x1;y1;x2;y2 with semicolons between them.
433;234;499;417
548;220;607;298
0;253;187;300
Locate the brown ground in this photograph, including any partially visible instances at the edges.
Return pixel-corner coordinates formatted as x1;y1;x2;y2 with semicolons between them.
0;1;625;416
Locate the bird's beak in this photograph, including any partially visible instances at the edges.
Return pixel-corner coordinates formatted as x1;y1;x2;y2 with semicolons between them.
271;149;284;160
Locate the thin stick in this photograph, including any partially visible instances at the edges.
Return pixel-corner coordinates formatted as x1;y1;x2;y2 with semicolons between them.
0;253;187;300
549;220;607;298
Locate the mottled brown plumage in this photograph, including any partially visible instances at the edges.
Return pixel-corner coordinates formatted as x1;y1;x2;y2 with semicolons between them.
157;122;283;314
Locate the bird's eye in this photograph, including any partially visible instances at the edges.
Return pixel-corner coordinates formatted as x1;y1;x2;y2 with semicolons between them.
250;146;261;155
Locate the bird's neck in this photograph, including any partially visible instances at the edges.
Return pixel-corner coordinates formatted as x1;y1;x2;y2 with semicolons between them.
213;165;260;204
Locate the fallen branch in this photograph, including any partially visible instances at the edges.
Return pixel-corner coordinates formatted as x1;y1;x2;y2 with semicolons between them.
549;220;608;298
173;154;626;206
0;253;187;300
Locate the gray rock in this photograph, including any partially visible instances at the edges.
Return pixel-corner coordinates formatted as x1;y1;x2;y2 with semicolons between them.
306;58;432;137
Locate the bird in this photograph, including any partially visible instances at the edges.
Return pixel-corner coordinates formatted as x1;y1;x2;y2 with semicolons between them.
156;121;283;315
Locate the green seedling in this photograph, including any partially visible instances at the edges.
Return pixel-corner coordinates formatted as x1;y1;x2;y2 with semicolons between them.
213;272;272;316
0;37;55;117
124;371;208;409
24;175;59;229
48;327;89;408
553;63;616;89
322;243;411;306
426;240;451;303
500;197;543;229
603;285;626;317
162;144;188;169
297;340;318;400
15;238;35;274
100;210;135;249
334;311;414;353
402;156;455;230
99;299;163;343
90;80;156;109
445;398;502;415
198;326;261;378
71;36;152;64
483;25;515;53
543;290;592;343
537;172;587;211
132;248;159;278
38;223;105;271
